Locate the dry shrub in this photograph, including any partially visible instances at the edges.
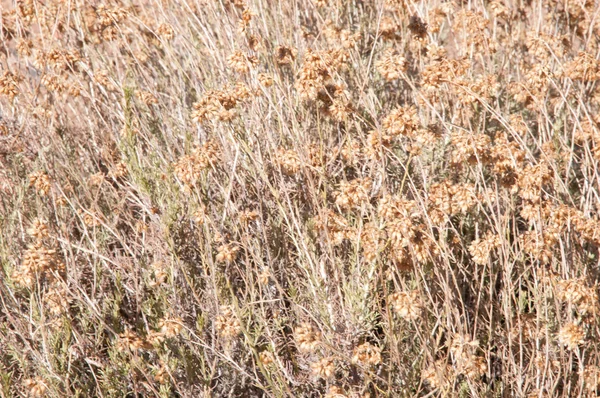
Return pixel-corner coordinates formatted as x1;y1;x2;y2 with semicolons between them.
2;0;600;397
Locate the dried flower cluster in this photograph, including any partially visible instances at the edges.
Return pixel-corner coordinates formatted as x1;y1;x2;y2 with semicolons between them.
351;342;382;367
173;141;219;186
295;323;321;353
215;306;241;339
388;289;422;320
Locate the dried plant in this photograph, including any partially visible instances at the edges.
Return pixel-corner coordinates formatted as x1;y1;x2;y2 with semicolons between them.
2;0;600;397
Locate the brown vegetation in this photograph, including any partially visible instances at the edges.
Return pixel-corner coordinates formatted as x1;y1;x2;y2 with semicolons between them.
2;0;600;396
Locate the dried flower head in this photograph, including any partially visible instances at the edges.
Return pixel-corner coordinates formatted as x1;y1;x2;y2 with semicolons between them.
238;209;259;225
450;130;491;165
375;49;407;81
468;232;501;265
192;206;207;225
156;23;174;40
382;106;420;138
259;350;275;366
154;361;170;384
13;242;61;288
582;365;600;392
216;243;239;263
388;290;422;320
148;261;168;287
0;71;19;99
88;172;105;187
24;378;47;397
118;330;148;351
313;209;351;246
29;171;51;196
564;52;600;81
174;142;219;186
422;360;451;389
335;178;372;209
450;334;479;364
108;162;128;180
460;354;487;379
274;46;297;66
380;17;400;40
159;318;183;338
294;323;321;352
45;286;70;315
421;58;470;91
27;219;49;240
517;163;552;202
137;90;158;105
215;306;241;339
556;278;598;315
227;51;259;73
310;357;336;379
257;73;274;87
78;210;102;227
351;342;381;366
557;322;585;350
275;148;302;175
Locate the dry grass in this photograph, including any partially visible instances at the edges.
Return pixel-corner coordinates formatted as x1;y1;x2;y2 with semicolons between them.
2;0;600;396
